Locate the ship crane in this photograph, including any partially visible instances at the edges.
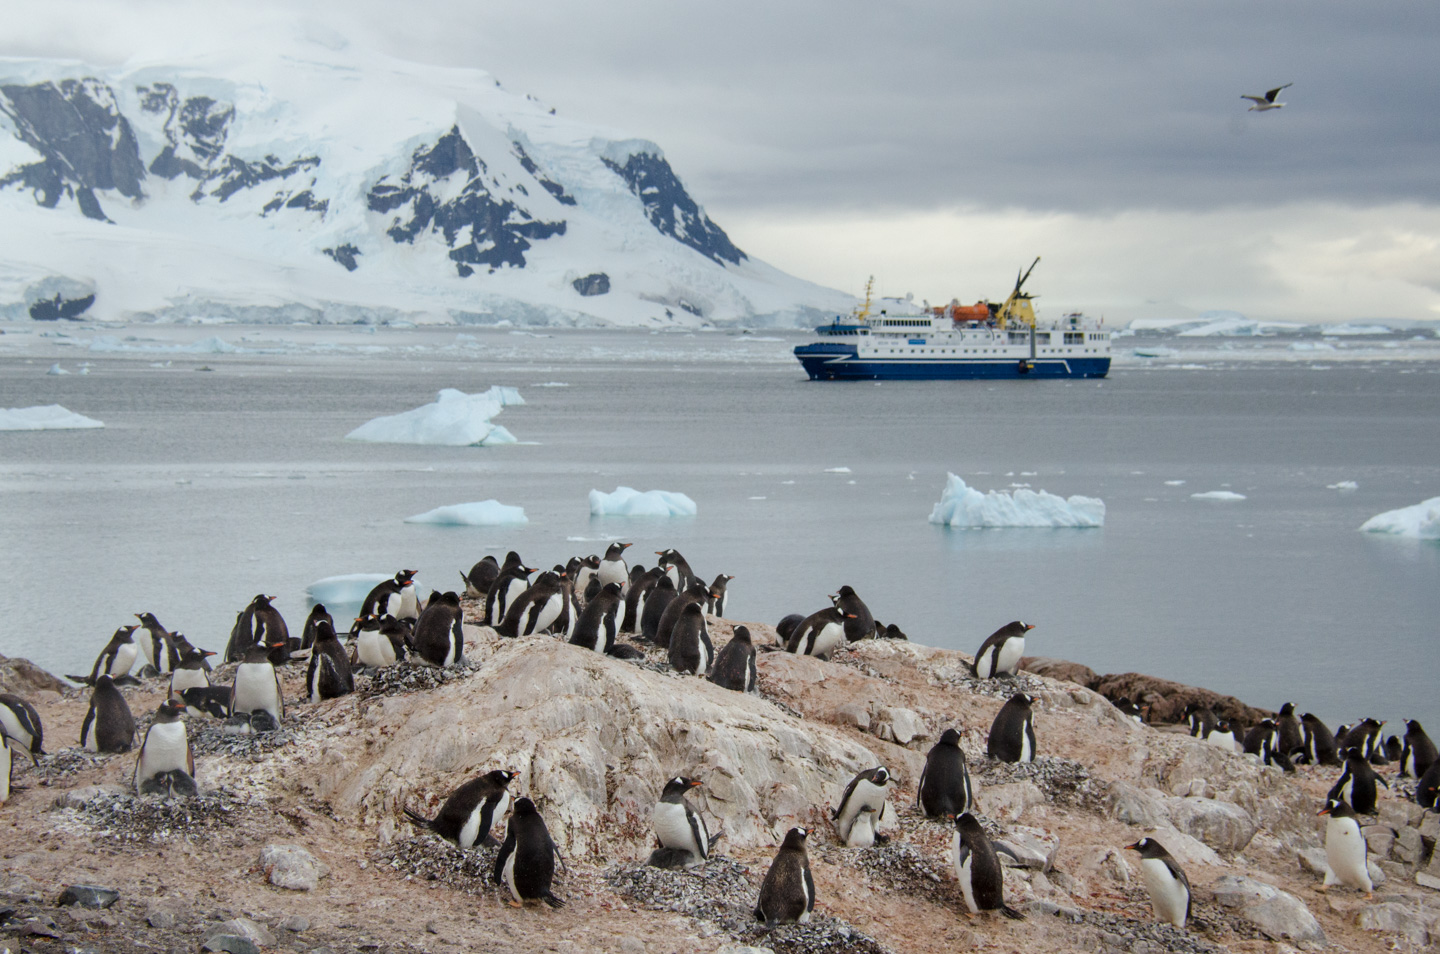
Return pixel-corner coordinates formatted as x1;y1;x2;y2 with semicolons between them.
996;256;1040;330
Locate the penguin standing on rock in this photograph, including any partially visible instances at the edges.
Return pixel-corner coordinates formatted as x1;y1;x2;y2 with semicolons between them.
706;574;734;618
972;621;1033;679
1183;703;1216;739
362;570;420;621
651;776;710;867
1301;712;1342;766
1416;760;1440;810
952;812;1025;919
494;798;565;907
638;575;678;643
1275;702;1304;758
135;612;178;675
834;585;875;641
655;549;697;592
708;626;758;693
1327;748;1388;815
754;827;814;926
135;699;196;797
80;675;135;753
623;567;663;634
495;572;566;638
833;766;892;847
655;582;710;651
306;620;354;702
1205;719;1239;753
785;605;851;660
571;582;625;654
244;596;291;666
918;728;973;818
86;625;141;682
462;555;500;599
297;604;333;656
1319;798;1373;896
667;603;713;676
404;769;516;849
413;592;465;667
0;695;44;756
1125;838;1191;928
230;642;285;730
485;554;534;626
1400;720;1438;779
987;693;1037;763
596;542;632;592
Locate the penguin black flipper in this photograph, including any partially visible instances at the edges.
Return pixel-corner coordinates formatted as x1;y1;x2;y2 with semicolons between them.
80;703;96;750
492;824;517;886
832;772;865;821
605;644;645;660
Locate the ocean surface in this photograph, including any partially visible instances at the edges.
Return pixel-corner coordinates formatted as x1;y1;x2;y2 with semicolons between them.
2;323;1438;736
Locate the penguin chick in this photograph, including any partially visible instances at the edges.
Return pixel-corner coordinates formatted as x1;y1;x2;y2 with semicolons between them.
754;827;814;925
493;798;565;907
833;766;892;846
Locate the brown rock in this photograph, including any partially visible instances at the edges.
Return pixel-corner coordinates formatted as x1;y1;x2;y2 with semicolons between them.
1020;657;1098;687
0;653;68;695
1090;671;1273;726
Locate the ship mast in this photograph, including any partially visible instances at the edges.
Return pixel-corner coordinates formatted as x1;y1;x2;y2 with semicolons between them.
995;257;1040;330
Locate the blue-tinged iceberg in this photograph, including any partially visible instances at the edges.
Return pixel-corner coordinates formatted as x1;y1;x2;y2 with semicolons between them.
589;487;697;518
928;474;1104;528
1360;497;1440;540
345;387;522;446
404;500;528;526
0;404;104;430
305;573;392;606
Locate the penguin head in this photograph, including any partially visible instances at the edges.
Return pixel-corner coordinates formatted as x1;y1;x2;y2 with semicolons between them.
486;769;518;787
117;625;139;641
661;776;703;798
513;797;538;817
939;727;963;746
1124;838;1169;859
96;674;116;688
1408;719;1426;733
309;603;329;619
780;827;809;850
155;698;187;720
1279;702;1295;716
732;625;753;644
605;542;632;558
396;569;418;584
136;612;163;629
870;766;891;785
1319;797;1356;819
1010;692;1034;708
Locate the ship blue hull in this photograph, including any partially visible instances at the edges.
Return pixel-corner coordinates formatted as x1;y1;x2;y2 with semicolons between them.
795;343;1110;380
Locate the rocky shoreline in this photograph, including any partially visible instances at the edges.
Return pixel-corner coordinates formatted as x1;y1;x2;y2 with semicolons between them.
2;608;1438;954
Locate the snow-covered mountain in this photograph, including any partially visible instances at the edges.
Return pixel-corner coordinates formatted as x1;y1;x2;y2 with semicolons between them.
0;41;852;327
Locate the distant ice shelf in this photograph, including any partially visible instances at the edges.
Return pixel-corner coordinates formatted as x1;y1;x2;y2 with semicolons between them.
1360;497;1440;540
345;386;523;446
404;500;528;526
928;473;1104;528
0;404;104;430
589;486;697;518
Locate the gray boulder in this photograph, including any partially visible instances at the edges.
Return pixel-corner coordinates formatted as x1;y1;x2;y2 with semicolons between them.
1211;876;1325;943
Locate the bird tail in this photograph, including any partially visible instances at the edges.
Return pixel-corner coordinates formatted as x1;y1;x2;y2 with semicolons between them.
543;893;566;909
401;807;432;829
1001;905;1026;921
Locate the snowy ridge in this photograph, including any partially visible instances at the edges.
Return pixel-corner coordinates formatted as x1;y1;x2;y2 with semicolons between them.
0;40;852;328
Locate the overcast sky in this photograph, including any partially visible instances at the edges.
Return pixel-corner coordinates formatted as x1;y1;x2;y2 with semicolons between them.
8;0;1440;322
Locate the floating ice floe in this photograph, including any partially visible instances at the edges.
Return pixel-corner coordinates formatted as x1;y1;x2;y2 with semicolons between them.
1165;480;1187;486
0;404;104;430
1191;490;1247;501
825;467;852;474
1360;497;1440;540
345;387;523;446
589;486;697;518
46;363;68;375
928;473;1104;528
405;500;529;526
1327;481;1359;491
305;573;392;606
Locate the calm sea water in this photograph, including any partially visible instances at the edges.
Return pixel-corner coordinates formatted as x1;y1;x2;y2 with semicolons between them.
2;326;1437;734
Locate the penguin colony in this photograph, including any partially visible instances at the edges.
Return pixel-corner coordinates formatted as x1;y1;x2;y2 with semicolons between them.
1;544;1433;937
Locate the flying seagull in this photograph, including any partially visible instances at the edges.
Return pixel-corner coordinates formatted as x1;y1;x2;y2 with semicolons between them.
1242;83;1292;111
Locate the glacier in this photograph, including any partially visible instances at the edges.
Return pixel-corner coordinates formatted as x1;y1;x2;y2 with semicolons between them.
344;387;522;447
589;487;698;518
1360;497;1440;540
404;500;528;527
0;404;103;430
927;473;1104;528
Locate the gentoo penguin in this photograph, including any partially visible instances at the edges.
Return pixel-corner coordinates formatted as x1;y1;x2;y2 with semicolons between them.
877;620;908;640
655;548;697;592
785;606;850;660
706;574;734;618
571;554;601;606
655;581;710;651
1326;748;1388;815
414;592;465;667
404;769;516;849
306;620;354;702
297;603;333;656
623;567;664;634
1261;727;1297;773
652;776;710;867
1125;838;1191;928
638;576;678;643
135;699;196;796
239;595;291;666
87;625;141;682
667;602;713;676
833;766;892;847
708;626;759;693
951;812;1025;919
1318;798;1373;896
754;827;814;926
0;736;13;805
596;542;632;593
987;693;1037;763
1275;702;1304;759
1113;696;1147;725
0;694;44;755
1300;712;1342;766
1205;719;1239;753
1339;718;1385;763
493;798;565;907
353;615;408;668
169;647;217;696
362;570;420;621
462;555;500;598
834;585;875;641
230;642;285;729
1416;759;1440;810
1400;720;1438;779
180;686;231;719
918;728;974;818
1242;719;1274;756
485;554;534;626
1383;735;1403;763
1183;703;1216;739
134;612;178;675
972;621;1033;679
495;571;567;638
570;582;624;654
775;613;805;648
224;605;254;663
80;675;136;753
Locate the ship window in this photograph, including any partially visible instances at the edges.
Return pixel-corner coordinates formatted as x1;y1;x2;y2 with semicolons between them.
1064;332;1084;344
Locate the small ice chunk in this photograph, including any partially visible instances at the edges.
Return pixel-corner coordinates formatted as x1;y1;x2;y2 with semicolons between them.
1327;481;1359;491
1360;497;1440;539
0;404;104;430
928;473;1104;528
345;387;523;446
1191;491;1247;501
1165;480;1186;486
305;573;392;606
589;487;697;518
404;500;528;526
47;363;69;375
825;467;852;474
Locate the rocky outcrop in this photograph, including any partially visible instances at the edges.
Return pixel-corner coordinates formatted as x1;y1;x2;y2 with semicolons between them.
1089;672;1272;726
0;652;68;695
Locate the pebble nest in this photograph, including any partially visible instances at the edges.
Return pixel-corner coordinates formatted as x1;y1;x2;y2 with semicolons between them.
1036;901;1229;954
357;661;479;698
921;658;1049;701
826;842;958;908
373;833;499;893
189;720;294;759
62;789;248;844
978;755;1105;810
39;747;115;780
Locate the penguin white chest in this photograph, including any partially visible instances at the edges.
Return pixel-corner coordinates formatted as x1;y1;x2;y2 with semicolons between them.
653;802;704;858
1206;731;1237;753
528;594;562;635
837;779;888;841
845;810;876;848
1324;817;1372;891
1138;858;1189;927
110;643;138;677
0;744;11;803
357;629;396;667
234;663;280;717
952;835;979;913
458;804;484;849
993;636;1025;677
397;585;418;620
1018;721;1034;763
170;668;208;694
502;848;521;902
807;621;845;659
0;708;34;750
139;722;189;777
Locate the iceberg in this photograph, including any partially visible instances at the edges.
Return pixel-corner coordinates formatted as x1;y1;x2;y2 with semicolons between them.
0;404;104;430
927;473;1104;528
1327;481;1359;491
1360;497;1440;540
305;573;392;606
404;500;529;526
589;487;698;518
345;387;523;446
1191;490;1247;501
